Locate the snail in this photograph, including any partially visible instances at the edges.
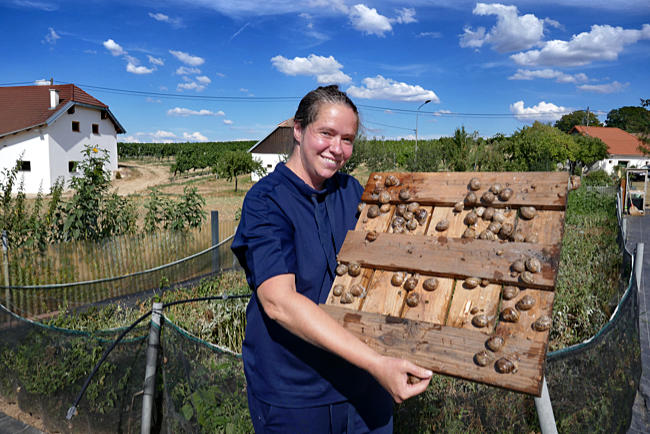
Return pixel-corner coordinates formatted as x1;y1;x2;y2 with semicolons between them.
501;307;520;322
511;260;525;273
479;230;496;241
482;207;495;221
392;216;406;229
481;191;496;205
469;177;481;191
407;202;420;213
348;263;361;277
511;230;526;242
532;315;552;332
485;335;504;352
435;219;450;231
470;306;480;315
520;271;535;285
365;230;378;242
498;188;513;201
350;284;365;297
516;294;536;311
340;291;354;304
380;203;391;213
480;278;490;287
406;219;418;231
520;206;537;220
399;188;411;201
474;350;493;367
464;211;478;226
502;285;519;300
414;208;428;225
499;222;514;238
393;225;405;234
405;292;420;307
495;357;517;374
357;202;366;213
462;227;476;239
464;277;480;289
396;203;407;216
454;201;465;213
525;257;541;273
492;211;505;224
487;222;501;233
391;271;406;286
379;190;391;204
465;192;478;207
384;174;399;187
403;211;414;221
423;277;439;291
475;206;485;217
367;204;380;218
332;284;344;296
472;314;488;328
404;275;419;291
490;183;503;195
336;264;348;276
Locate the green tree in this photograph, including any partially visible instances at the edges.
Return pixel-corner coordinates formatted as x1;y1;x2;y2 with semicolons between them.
571;135;609;174
504;122;575;172
213;150;263;191
554;110;603;132
605;106;650;133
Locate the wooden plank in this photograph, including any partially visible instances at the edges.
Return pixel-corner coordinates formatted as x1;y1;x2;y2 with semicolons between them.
361;172;570;210
356;202;393;232
515;210;565;246
321;305;545;396
337;231;560;290
326;268;372;310
361;270;408;317
402;274;454;324
446;282;502;334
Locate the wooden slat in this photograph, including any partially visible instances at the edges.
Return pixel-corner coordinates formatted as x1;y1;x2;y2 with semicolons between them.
515;210;565;246
361;172;569;210
321;305;545;396
360;270;407;317
446;283;502;334
326;268;371;310
337;231;560;290
402;274;454;324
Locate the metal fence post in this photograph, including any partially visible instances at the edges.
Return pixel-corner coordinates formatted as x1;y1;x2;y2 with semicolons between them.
2;230;10;309
534;376;558;434
141;302;163;434
636;243;644;293
211;211;220;273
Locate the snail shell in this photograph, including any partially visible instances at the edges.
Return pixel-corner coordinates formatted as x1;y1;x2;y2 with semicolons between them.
469;177;481;191
478;230;494;240
475;206;485;217
482;207;495;221
423;277;439;291
474;350;493;366
532;315;552;332
486;335;504;352
403;211;414;221
406;292;420;307
379;190;391;204
385;175;399;187
492;211;505;224
465;192;478;207
470;306;480;315
340;291;354;304
495;357;517;374
348;263;361;277
404;275;419;291
490;183;503;195
350;284;365;297
499;188;514;201
520;270;535;285
464;277;480;289
407;202;420;213
336;264;348;276
357;202;366;213
501;307;520;322
499;222;514;238
396;203;407;216
399;188;411;201
511;230;526;242
392;216;406;228
481;191;496;204
472;314;489;328
480;278;490;287
414;208;428;225
435;219;450;231
367;204;380;218
393;225;405;234
502;285;519;300
487;222;501;233
464;211;478;225
391;271;406;286
520;206;537;220
380;203;391;213
462;227;476;239
365;230;378;242
525;257;541;273
406;219;418;231
516;294;536;311
332;284;344;296
453;201;464;213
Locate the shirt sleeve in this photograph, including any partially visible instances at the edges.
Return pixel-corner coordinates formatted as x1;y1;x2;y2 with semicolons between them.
232;188;297;290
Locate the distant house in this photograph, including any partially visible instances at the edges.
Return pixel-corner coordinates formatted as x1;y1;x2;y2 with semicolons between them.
0;83;125;194
570;125;649;175
248;118;294;181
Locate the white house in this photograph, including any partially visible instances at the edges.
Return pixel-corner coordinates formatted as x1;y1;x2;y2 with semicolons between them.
248;118;294;181
0;83;125;194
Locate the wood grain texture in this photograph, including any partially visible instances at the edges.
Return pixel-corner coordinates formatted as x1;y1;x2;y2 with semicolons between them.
446;282;502;334
321;305;545;396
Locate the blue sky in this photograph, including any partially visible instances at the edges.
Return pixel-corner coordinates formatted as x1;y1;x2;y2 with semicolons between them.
1;0;649;142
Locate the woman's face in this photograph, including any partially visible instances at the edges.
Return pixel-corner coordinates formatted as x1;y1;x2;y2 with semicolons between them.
292;103;357;190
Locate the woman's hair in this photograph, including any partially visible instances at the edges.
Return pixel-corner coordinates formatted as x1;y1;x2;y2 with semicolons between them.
293;85;359;130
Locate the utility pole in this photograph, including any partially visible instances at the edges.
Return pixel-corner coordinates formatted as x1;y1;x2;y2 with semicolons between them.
586;106;590;127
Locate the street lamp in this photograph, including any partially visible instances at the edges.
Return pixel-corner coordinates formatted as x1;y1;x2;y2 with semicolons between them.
415;99;431;155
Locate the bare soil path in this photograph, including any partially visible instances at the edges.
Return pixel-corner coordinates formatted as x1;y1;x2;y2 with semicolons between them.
111;161;172;195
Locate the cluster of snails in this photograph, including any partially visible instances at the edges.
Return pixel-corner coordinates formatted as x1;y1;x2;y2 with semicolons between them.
510;256;542;285
391;202;428;233
498;287;552;332
474;335;519;374
391;272;439;308
333;262;365;304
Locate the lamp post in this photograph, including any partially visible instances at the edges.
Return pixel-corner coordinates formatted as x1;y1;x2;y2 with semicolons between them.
415;99;431;155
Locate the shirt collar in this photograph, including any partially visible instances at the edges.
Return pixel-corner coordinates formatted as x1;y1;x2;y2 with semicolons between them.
276;162;336;198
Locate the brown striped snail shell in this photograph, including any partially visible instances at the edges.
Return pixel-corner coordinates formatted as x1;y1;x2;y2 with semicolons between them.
435;219;450;231
336;264;348;276
511;259;525;273
475;206;485;217
392;216;406;228
365;230;378;242
404;275;419;291
399;188;411;201
403;211;414;221
464;277;480;289
407;202;420;213
495;357;517;374
474;350;493;366
379;203;391;213
396;203;407;216
393;225;405;234
525;257;541;273
332;284;344;296
414;208;428;225
520;270;535;285
469;177;481;191
487;222;501;233
465;192;478;207
532;315;552;332
472;314;488;328
520;206;537;220
385;174;399;187
501;307;520;322
478;230;494;240
481;191;496;204
350;284;365;297
379;190;391;204
492;211;505;224
499;222;514;238
406;219;418;231
486;335;504;352
516;294;536;311
406;292;420;307
423;277;439;291
498;188;513;201
481;278;490;287
391;271;406;286
490;183;503;195
482;207;495;221
464;211;478;225
454;201;464;213
340;291;354;304
511;230;526;242
367;204;380;218
348;263;361;277
462;227;476;239
502;285;519;300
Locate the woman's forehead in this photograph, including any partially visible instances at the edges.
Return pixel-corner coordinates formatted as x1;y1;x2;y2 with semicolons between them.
313;103;358;131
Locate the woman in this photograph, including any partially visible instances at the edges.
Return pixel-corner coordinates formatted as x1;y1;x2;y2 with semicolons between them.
232;85;432;433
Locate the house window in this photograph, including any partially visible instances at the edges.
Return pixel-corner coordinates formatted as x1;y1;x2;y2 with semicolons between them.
72;121;80;132
18;161;31;172
68;161;79;173
67;106;75;115
267;164;273;169
101;111;108;120
619;160;629;167
92;124;99;134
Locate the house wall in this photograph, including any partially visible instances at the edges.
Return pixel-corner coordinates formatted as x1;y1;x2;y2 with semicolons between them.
251;153;285;181
0;128;52;193
590;156;650;174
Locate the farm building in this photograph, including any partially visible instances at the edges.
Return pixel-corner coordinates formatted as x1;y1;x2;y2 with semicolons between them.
0;82;125;194
570;125;649;174
248;118;294;181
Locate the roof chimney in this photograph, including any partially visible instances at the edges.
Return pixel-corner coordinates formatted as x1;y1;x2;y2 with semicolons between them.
49;88;59;109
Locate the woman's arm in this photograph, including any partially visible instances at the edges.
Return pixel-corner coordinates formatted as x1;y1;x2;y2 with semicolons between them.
257;273;432;403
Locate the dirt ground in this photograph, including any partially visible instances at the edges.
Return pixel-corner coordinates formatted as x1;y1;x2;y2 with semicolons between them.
0;394;48;432
111;161;173;195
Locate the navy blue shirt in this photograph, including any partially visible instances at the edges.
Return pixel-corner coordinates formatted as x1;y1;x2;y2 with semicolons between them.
232;162;383;407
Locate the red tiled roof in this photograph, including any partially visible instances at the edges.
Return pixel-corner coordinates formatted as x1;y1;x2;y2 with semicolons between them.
0;84;116;137
570;125;645;157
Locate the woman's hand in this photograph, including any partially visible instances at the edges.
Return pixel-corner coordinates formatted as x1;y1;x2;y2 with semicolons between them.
367;356;432;403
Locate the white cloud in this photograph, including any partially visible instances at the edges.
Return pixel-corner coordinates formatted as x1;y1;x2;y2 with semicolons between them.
177;81;206;92
349;4;392;37
195;75;212;85
153;130;177;139
223;119;234;125
149;12;183;27
511;24;650;67
578;81;628;94
103;39;126;56
175;66;201;75
146;97;162;103
126;61;154;74
509;100;568;123
43;27;60;45
34;79;50;85
417;31;442;38
167;107;225;117
183;132;208;141
508;69;589;84
121;135;141;143
346;75;439;102
147;55;164;66
13;1;58;11
169;49;205;66
271;54;351;84
460;3;546;53
434;109;452;116
394;7;416;24
216;72;226;78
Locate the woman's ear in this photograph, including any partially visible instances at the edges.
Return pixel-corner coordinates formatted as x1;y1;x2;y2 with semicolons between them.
293;121;302;145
